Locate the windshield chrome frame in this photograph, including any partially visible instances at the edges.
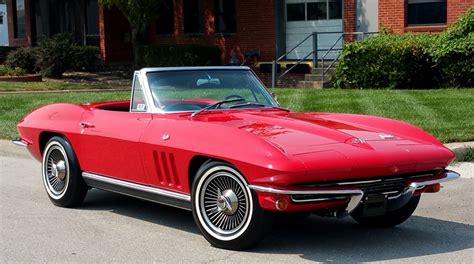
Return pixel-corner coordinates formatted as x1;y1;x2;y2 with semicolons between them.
136;66;281;115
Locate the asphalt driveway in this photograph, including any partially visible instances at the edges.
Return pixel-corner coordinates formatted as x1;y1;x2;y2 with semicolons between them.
1;143;473;263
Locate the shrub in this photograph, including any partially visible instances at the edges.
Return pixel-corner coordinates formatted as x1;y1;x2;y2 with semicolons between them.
0;65;27;76
5;47;38;73
70;46;101;71
35;34;76;78
140;44;221;67
431;7;473;87
335;33;436;89
0;47;16;64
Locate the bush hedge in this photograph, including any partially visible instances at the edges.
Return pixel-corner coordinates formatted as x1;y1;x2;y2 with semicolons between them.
5;48;38;74
35;34;76;78
0;65;27;76
335;33;435;88
70;46;101;71
335;7;473;88
140;44;221;67
0;47;16;64
431;7;473;87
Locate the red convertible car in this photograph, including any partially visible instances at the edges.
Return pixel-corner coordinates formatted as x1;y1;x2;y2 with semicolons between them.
14;67;459;250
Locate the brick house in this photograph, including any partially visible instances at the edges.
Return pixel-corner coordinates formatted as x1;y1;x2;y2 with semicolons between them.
6;0;473;64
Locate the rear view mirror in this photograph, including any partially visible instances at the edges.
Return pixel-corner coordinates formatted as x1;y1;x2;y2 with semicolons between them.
197;78;221;86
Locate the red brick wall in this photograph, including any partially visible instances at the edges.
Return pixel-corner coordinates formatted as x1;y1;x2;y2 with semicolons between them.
148;0;277;63
379;0;473;33
447;0;473;24
344;0;356;33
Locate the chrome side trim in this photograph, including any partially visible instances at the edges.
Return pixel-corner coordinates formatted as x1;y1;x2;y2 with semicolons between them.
248;185;364;214
12;138;29;147
82;172;191;210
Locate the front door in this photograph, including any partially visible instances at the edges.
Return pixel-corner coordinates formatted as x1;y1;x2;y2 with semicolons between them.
285;0;343;60
78;110;152;184
78;73;152;184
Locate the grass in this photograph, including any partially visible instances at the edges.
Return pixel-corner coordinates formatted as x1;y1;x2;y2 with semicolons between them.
0;91;129;139
461;147;474;162
0;80;127;92
0;88;473;143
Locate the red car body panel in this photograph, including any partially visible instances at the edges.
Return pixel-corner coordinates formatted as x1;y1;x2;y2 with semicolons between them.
17;97;455;212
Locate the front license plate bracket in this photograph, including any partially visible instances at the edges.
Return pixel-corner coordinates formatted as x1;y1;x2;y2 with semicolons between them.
361;194;387;217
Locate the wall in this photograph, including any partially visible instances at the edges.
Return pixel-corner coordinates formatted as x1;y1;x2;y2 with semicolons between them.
379;0;473;33
147;0;277;64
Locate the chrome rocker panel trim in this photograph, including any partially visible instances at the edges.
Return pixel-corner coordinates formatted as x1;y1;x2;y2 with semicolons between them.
248;170;460;216
82;172;191;210
12;137;29;147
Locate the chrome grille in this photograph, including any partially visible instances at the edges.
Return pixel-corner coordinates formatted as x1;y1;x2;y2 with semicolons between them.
292;171;435;202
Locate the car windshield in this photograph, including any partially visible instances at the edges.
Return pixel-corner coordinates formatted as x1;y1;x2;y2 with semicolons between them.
146;69;278;112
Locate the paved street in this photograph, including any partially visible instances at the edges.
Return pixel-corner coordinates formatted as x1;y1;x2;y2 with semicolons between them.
1;142;473;263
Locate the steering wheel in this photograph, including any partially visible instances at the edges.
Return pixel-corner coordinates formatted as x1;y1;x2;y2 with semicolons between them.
224;95;246;101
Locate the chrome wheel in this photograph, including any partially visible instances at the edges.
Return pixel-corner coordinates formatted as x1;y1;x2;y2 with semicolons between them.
195;166;253;241
42;141;70;200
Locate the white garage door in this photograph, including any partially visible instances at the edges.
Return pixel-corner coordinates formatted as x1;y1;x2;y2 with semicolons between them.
285;0;343;60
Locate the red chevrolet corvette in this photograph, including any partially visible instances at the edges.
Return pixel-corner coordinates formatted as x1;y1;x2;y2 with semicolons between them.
14;67;459;250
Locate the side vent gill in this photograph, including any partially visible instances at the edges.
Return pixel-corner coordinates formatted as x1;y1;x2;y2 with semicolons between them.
153;150;182;189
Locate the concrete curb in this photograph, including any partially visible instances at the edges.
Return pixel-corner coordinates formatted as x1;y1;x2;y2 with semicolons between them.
444;141;474;161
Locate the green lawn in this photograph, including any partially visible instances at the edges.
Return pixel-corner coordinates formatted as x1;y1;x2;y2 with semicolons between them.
0;80;127;92
0;88;473;143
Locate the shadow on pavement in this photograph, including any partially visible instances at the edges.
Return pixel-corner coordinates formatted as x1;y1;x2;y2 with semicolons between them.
81;189;473;262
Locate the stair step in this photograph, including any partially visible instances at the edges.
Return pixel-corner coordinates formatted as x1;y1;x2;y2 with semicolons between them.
304;74;334;81
297;80;333;89
311;67;336;75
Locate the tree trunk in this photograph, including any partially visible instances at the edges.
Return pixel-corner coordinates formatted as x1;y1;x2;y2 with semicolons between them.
130;24;147;67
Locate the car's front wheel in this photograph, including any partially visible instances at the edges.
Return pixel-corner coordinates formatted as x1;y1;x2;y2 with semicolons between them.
192;161;272;250
42;136;87;207
351;195;420;227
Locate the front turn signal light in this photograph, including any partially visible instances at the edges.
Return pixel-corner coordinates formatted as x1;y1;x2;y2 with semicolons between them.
275;198;288;211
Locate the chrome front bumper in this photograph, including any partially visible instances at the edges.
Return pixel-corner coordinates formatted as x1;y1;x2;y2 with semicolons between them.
12;137;29;147
248;170;460;215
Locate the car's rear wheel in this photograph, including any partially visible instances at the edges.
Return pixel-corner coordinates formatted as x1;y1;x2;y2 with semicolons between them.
42;136;87;207
192;161;272;250
351;195;420;228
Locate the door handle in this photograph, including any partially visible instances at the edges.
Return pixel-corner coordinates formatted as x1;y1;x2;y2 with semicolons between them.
80;122;95;128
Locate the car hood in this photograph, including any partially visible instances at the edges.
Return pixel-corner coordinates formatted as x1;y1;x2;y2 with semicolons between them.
194;110;429;155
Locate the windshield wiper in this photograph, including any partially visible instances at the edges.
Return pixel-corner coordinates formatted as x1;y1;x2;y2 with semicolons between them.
229;102;290;112
190;98;245;118
228;102;267;109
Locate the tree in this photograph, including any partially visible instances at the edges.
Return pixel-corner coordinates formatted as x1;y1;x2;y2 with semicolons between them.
101;0;162;65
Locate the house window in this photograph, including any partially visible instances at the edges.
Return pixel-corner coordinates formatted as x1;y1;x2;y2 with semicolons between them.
183;0;203;34
407;0;447;26
156;0;174;35
307;2;327;20
13;0;26;38
287;3;305;21
85;0;100;45
215;0;236;33
287;0;342;22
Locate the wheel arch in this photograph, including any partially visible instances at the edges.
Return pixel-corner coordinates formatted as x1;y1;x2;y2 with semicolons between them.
188;155;240;191
39;131;67;156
